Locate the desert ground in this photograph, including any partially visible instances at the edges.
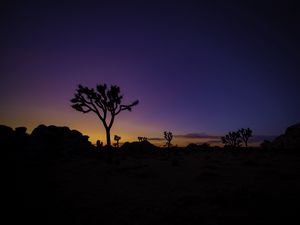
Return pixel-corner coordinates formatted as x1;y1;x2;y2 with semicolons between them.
12;148;300;225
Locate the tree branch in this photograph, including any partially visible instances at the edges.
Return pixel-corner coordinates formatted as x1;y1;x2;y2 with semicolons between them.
115;100;139;115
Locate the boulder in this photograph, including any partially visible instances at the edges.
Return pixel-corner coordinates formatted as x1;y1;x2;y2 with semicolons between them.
120;140;158;154
15;127;27;135
270;123;300;150
31;124;95;158
0;125;14;148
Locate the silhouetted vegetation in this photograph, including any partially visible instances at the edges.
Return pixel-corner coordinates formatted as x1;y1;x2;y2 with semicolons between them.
222;128;253;148
138;136;148;142
222;131;241;148
164;131;173;148
239;128;253;147
70;83;139;146
114;135;121;147
96;140;103;150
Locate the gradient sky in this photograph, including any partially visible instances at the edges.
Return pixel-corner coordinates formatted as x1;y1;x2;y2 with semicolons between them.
1;0;299;146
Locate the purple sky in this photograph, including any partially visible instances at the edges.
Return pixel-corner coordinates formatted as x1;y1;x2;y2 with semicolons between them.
1;0;299;145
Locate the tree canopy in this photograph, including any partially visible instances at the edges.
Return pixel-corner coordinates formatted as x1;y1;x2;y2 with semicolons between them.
71;83;139;146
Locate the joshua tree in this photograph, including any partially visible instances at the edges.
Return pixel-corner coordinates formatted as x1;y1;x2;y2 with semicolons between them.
238;128;253;147
71;83;139;146
114;135;121;147
221;131;241;148
164;131;173;148
96;140;103;149
138;136;148;142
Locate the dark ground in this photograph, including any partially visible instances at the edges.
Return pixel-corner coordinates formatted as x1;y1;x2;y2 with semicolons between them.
11;149;300;225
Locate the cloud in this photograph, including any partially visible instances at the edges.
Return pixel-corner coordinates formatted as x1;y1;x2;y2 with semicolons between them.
174;133;221;139
148;137;164;141
191;140;223;145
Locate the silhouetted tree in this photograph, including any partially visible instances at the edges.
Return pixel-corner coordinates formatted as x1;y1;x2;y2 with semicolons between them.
222;131;241;148
238;128;253;147
114;135;121;148
71;83;139;146
96;140;103;149
164;131;173;148
138;136;148;142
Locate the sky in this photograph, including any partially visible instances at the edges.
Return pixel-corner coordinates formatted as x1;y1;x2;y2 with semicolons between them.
1;0;299;146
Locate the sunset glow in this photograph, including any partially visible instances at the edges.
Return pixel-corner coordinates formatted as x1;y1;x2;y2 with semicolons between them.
1;1;299;146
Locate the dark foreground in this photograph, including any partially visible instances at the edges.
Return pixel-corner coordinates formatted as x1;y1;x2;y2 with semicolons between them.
10;149;300;225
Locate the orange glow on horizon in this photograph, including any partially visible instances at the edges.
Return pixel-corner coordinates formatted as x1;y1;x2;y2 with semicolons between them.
1;108;260;147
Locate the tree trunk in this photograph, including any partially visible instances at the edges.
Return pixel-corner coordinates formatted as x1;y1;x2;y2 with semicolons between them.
106;128;111;146
106;115;114;147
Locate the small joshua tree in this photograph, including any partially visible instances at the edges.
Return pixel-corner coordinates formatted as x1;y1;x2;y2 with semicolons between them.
222;131;241;148
71;83;139;147
164;131;173;148
138;136;148;142
238;128;253;147
96;140;103;149
114;135;121;148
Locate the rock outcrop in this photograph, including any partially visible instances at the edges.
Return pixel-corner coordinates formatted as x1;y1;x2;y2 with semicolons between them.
262;123;300;150
121;140;158;154
31;124;94;158
1;124;95;160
